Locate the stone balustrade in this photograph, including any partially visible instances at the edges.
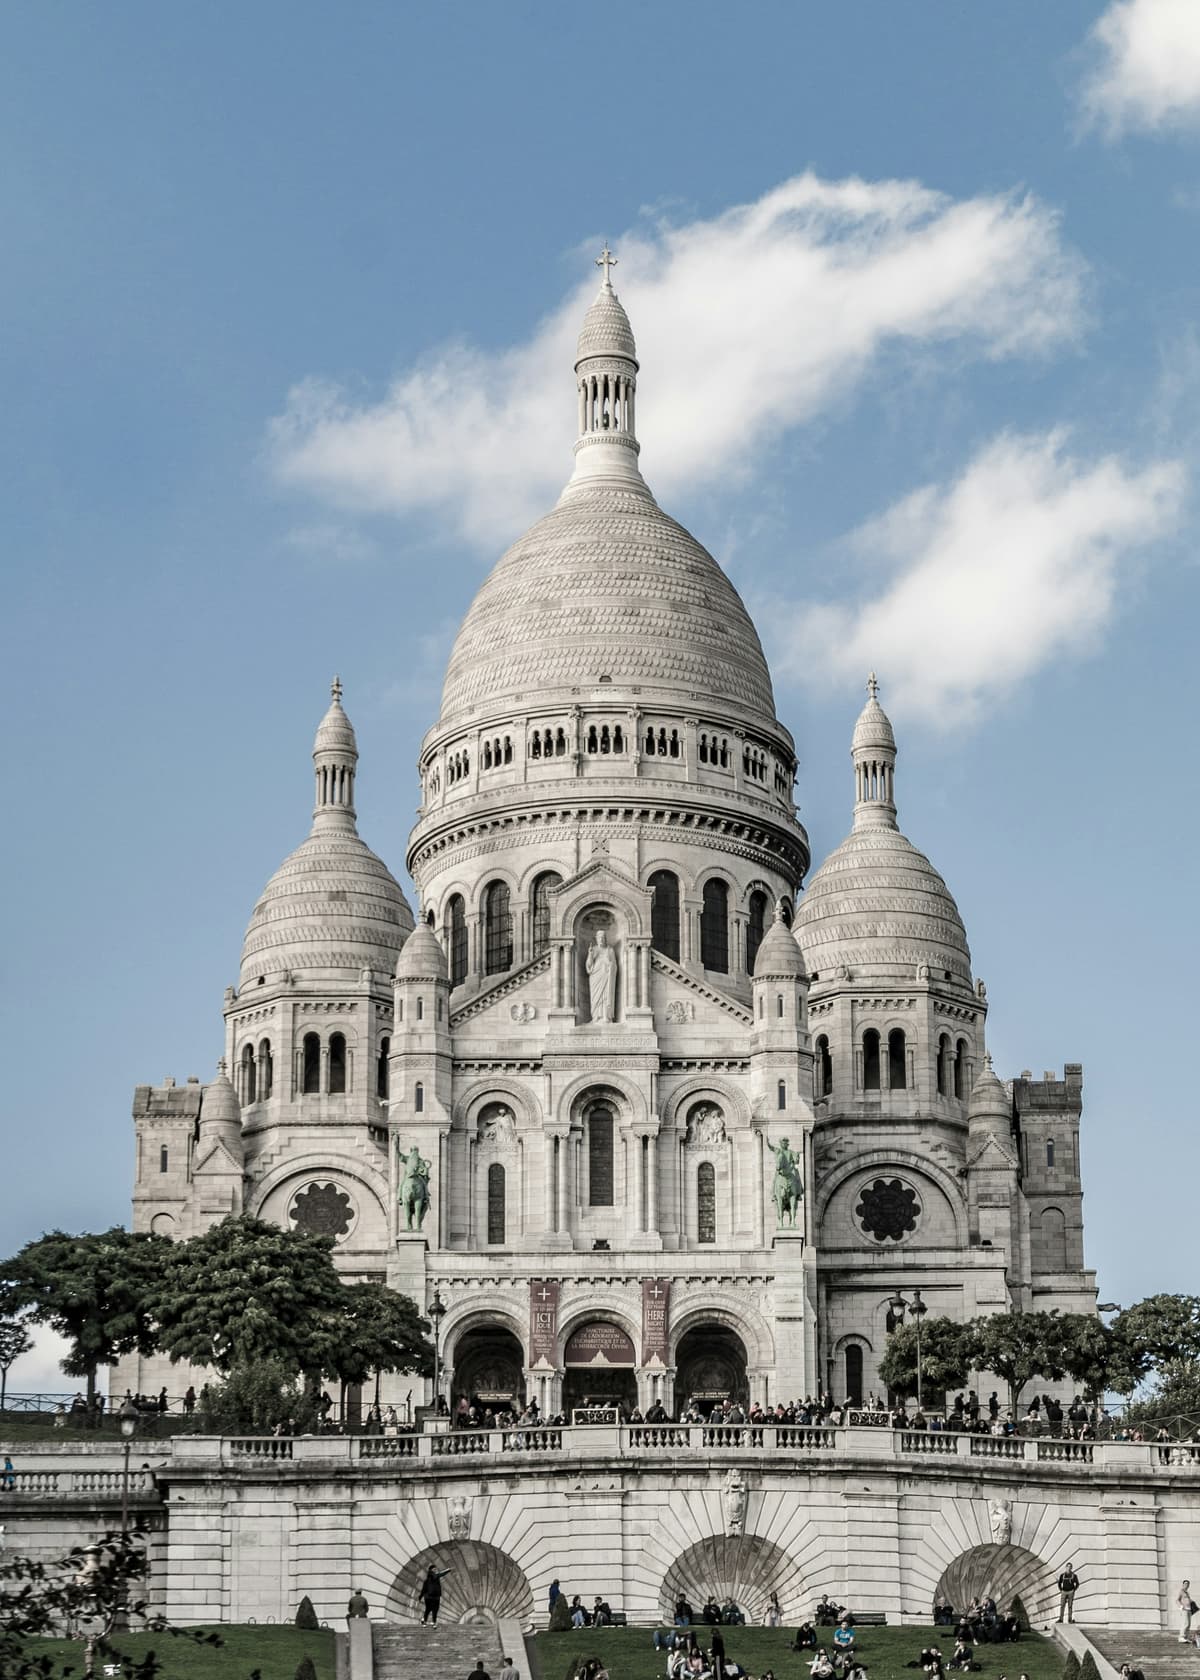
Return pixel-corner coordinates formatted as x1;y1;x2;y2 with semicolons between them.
2;1467;157;1498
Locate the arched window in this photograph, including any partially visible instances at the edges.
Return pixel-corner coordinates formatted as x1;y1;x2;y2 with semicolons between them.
816;1035;833;1098
649;870;681;962
484;881;513;975
697;1161;716;1244
936;1034;950;1097
416;996;424;1021
777;1079;786;1110
746;889;769;975
414;1081;424;1113
258;1038;273;1101
844;1344;863;1407
1046;1139;1056;1169
700;879;729;972
302;1033;320;1095
954;1038;967;1099
445;895;468;988
530;871;561;956
329;1033;347;1094
863;1029;881;1091
1041;1206;1067;1269
587;1102;614;1206
159;1145;169;1174
888;1028;907;1090
377;1036;390;1099
240;1043;256;1105
487;1163;506;1245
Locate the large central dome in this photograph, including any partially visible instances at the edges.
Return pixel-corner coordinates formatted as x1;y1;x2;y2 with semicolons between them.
438;483;776;725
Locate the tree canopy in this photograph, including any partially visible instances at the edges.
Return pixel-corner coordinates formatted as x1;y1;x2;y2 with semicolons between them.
316;1280;433;1389
878;1316;973;1402
3;1229;169;1405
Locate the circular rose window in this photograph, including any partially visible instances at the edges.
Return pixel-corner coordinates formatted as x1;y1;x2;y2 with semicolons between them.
855;1177;921;1243
289;1181;356;1241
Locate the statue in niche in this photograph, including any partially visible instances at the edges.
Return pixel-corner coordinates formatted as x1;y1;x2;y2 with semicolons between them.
478;1103;516;1150
586;928;618;1023
989;1498;1012;1545
723;1467;747;1536
768;1137;804;1229
396;1141;431;1232
686;1104;726;1146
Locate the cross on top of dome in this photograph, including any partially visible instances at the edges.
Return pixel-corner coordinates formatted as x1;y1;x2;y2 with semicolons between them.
596;243;618;286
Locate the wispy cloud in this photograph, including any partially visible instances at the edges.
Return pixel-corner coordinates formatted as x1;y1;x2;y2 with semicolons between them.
268;173;1086;548
769;431;1186;724
1080;0;1200;136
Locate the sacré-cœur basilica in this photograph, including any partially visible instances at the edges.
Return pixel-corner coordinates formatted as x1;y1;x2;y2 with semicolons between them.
117;258;1097;1424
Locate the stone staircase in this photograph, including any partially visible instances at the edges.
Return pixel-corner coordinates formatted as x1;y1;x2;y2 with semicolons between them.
372;1619;506;1680
1086;1627;1200;1679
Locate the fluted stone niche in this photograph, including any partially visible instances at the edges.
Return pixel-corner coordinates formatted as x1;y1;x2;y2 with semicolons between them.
388;1540;534;1625
659;1534;805;1624
934;1544;1056;1625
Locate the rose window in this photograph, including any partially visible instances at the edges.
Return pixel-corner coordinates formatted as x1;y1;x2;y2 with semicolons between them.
855;1177;921;1243
289;1181;355;1241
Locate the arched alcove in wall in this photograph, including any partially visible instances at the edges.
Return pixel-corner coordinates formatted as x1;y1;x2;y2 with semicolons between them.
934;1543;1057;1624
388;1540;533;1625
659;1534;805;1624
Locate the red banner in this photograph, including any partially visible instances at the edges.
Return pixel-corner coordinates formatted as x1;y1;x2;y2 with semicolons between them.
641;1278;671;1362
529;1279;560;1363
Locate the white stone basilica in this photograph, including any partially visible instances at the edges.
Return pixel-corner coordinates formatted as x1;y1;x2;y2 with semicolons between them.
120;265;1096;1417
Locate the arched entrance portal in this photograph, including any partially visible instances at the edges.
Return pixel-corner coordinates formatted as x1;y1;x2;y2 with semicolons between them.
675;1324;748;1415
660;1534;804;1624
934;1544;1056;1625
451;1326;525;1416
389;1540;533;1625
562;1321;637;1413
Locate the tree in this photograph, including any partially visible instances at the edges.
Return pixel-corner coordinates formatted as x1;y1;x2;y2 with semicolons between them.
1121;1357;1200;1436
1053;1313;1133;1402
0;1286;34;1412
197;1358;322;1437
0;1526;220;1679
1112;1295;1200;1390
1061;1650;1081;1680
295;1596;320;1630
150;1217;346;1376
968;1312;1071;1416
878;1317;973;1403
1079;1652;1101;1680
316;1280;433;1405
3;1230;169;1407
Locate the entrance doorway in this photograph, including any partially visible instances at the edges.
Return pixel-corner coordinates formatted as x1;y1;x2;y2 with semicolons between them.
675;1324;749;1415
562;1321;637;1414
450;1326;526;1418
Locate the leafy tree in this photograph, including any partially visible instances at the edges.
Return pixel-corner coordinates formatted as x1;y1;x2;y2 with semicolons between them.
0;1287;34;1412
1120;1357;1200;1436
295;1596;319;1631
316;1280;433;1398
1079;1652;1101;1680
1112;1295;1200;1390
0;1526;220;1679
878;1317;973;1403
197;1358;322;1437
3;1230;169;1407
1061;1650;1081;1680
150;1217;345;1376
1052;1313;1133;1401
969;1311;1071;1415
549;1594;573;1631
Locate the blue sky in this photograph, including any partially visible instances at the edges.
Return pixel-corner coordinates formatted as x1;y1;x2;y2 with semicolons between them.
3;2;1198;1389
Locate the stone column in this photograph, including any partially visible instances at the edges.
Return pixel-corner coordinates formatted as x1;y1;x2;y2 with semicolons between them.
647;1133;658;1232
557;1136;568;1234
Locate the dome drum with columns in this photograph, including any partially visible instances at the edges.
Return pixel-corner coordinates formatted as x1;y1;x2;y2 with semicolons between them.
116;257;1095;1413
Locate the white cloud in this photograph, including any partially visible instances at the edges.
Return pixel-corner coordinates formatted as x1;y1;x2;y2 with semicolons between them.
770;431;1185;724
1081;0;1200;135
268;173;1086;548
6;1323;76;1400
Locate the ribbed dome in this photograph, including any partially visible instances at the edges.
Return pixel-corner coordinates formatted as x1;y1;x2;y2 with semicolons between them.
576;283;637;364
969;1055;1009;1120
239;829;413;987
796;826;971;985
852;695;896;754
752;908;807;979
314;686;357;755
395;919;447;980
438;484;776;724
201;1064;241;1126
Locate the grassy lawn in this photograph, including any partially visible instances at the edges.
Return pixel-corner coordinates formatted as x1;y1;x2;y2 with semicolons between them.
19;1625;336;1679
534;1626;1062;1680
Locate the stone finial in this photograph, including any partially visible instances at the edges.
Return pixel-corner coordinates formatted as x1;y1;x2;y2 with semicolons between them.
596;243;618;286
217;1057;228;1076
867;671;879;700
331;674;343;703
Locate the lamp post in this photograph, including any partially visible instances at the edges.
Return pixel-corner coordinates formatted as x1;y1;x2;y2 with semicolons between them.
427;1289;447;1418
888;1288;928;1412
114;1409;137;1632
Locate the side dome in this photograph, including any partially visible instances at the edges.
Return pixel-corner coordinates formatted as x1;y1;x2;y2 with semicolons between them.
438;487;777;725
795;678;972;987
752;905;808;980
238;682;414;988
395;919;448;981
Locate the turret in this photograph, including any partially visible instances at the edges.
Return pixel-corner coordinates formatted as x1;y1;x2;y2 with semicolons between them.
564;246;647;495
851;672;897;832
192;1060;245;1224
751;901;813;1148
312;674;358;831
198;1059;244;1157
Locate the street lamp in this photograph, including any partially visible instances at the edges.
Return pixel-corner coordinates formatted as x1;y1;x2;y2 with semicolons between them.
427;1290;447;1417
118;1410;137;1534
888;1288;928;1413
